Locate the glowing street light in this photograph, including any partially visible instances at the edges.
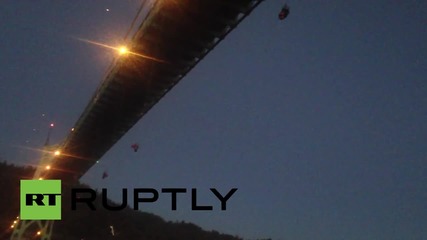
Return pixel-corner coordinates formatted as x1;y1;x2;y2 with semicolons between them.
118;46;128;55
45;165;51;170
76;38;165;62
54;150;61;156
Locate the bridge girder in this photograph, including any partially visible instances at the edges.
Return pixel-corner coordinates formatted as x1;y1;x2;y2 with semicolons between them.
44;0;264;182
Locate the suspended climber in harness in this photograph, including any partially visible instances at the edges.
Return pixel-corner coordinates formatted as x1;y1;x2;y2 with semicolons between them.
278;4;290;20
131;143;139;152
101;143;139;179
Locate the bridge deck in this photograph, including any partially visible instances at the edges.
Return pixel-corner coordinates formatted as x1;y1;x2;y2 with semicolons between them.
47;0;263;182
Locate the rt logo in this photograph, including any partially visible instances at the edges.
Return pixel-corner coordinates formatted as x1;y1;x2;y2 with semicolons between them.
20;180;61;220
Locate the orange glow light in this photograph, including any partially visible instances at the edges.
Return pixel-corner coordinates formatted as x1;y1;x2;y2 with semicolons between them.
118;46;128;55
76;37;166;63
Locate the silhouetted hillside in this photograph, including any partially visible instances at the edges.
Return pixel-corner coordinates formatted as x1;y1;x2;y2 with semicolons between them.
0;162;243;240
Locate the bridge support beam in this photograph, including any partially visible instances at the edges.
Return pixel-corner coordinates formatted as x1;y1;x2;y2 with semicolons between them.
10;220;54;240
10;143;59;240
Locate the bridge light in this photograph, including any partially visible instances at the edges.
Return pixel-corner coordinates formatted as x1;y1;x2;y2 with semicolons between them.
54;150;61;156
118;46;128;55
36;231;41;236
46;165;51;170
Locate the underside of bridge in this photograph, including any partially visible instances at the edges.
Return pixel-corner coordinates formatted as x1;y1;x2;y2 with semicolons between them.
46;0;263;182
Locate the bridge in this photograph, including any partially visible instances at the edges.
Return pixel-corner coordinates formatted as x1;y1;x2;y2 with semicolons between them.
44;0;263;183
11;1;263;239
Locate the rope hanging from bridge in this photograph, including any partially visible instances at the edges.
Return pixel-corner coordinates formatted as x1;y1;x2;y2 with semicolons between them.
124;0;150;41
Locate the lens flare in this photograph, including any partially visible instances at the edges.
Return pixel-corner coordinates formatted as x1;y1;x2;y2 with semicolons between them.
118;46;128;55
75;37;166;63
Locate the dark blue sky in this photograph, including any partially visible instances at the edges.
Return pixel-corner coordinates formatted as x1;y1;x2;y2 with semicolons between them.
1;1;426;239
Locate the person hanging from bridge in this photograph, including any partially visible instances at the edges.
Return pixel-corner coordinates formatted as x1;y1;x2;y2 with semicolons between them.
131;143;139;152
102;171;108;179
278;4;290;20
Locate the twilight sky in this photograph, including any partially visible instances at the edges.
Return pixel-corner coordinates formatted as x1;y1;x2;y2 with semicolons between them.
1;1;426;239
